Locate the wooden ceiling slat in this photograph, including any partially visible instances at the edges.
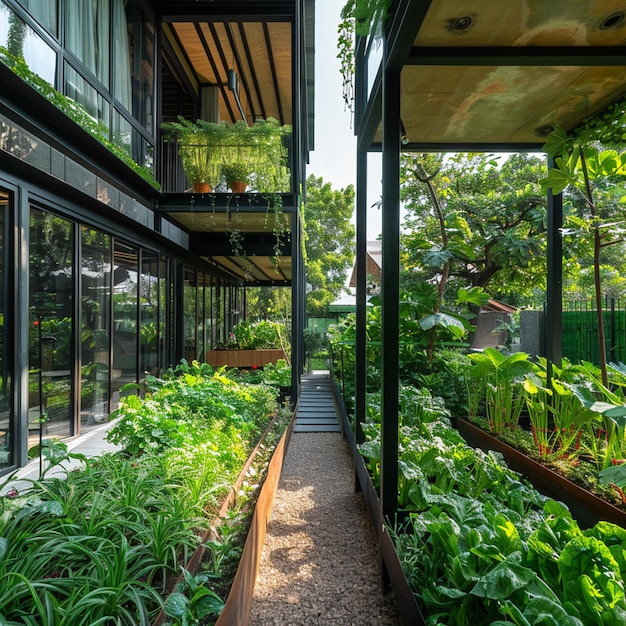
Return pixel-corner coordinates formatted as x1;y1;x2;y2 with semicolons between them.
266;23;292;125
263;23;284;124
171;21;291;124
223;23;258;121
237;23;267;119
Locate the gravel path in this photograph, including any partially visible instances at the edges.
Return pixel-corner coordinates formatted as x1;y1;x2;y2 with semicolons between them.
249;432;402;625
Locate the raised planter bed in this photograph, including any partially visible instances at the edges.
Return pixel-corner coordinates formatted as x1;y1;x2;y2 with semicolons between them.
206;349;288;368
153;409;295;626
456;417;626;529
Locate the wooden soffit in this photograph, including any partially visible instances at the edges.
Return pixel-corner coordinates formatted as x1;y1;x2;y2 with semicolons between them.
165;20;292;126
374;0;626;148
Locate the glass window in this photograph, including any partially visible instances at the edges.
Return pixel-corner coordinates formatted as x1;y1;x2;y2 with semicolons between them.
140;250;159;377
112;109;132;156
80;226;111;431
112;240;138;409
0;190;12;470
29;208;74;441
65;0;110;88
0;1;56;84
15;0;57;36
159;255;172;370
184;268;197;361
201;274;211;357
65;63;109;126
118;0;153;133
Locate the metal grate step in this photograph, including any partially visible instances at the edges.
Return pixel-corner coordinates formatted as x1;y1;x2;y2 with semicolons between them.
295;372;341;433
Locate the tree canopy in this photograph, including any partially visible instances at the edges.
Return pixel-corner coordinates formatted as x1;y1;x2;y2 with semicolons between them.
399;152;547;306
304;175;355;316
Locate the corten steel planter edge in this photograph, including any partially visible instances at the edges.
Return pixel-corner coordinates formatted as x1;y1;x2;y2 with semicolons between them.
152;409;294;626
331;373;425;626
456;417;626;530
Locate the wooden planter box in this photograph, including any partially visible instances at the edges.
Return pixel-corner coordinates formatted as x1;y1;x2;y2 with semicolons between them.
456;418;626;529
206;349;288;368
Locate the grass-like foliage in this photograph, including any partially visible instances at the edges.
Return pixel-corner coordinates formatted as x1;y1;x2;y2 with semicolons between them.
0;359;279;625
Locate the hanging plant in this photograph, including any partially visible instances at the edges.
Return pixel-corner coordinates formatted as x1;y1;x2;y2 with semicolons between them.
161;117;228;191
162;117;291;194
246;118;291;193
338;0;392;115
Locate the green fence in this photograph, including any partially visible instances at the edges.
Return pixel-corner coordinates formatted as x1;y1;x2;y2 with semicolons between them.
307;317;339;333
562;299;626;365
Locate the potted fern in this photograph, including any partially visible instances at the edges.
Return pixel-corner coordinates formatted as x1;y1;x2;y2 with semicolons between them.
220;118;291;193
221;160;251;193
161;117;227;192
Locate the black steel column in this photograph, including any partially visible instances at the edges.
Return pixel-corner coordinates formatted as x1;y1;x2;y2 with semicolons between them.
546;155;563;373
355;145;367;447
291;204;304;399
354;32;368;447
380;63;400;522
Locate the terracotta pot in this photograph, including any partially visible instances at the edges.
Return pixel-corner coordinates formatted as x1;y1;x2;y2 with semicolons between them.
229;180;247;193
191;182;211;193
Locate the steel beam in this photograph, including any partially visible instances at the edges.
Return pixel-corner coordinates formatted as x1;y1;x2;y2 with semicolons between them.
546;156;563;371
380;61;400;522
407;46;626;66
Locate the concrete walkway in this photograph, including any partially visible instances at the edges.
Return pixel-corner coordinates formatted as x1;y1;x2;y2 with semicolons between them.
0;419;120;495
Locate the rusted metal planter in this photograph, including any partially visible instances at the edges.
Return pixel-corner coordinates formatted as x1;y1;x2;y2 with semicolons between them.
456;418;626;529
153;410;295;626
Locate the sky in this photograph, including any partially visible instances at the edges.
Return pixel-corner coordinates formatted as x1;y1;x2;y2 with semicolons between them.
306;0;383;240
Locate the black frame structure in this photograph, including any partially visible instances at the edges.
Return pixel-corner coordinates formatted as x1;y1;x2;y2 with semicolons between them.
0;0;313;474
352;0;626;527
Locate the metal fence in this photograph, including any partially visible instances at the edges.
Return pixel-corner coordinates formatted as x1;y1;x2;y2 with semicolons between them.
562;298;626;365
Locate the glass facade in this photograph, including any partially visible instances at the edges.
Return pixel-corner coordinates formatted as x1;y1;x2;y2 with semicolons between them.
0;0;258;475
29;208;74;441
111;240;138;409
0;0;155;170
0;1;56;84
140;250;159;377
183;267;198;361
80;226;111;431
0;190;11;470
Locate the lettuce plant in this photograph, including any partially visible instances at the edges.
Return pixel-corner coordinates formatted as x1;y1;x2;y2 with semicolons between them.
359;382;626;624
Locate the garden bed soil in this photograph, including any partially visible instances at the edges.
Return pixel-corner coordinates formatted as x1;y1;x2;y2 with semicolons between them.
456;417;626;529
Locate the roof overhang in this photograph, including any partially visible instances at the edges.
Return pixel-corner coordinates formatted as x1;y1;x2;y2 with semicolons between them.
364;0;626;151
158;192;296;285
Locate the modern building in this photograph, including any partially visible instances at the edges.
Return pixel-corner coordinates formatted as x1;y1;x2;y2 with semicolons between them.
0;0;314;474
